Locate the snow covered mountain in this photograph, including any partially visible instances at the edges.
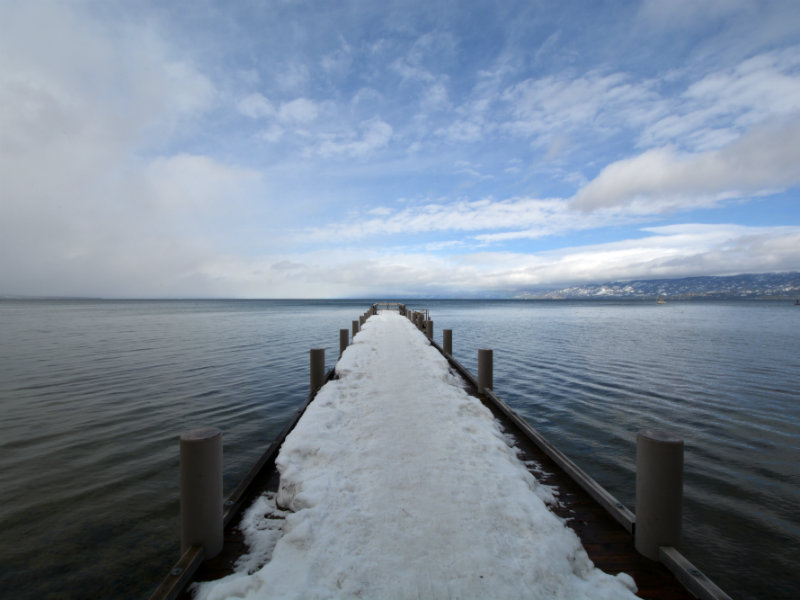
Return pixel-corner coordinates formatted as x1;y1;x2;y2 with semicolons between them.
514;272;800;300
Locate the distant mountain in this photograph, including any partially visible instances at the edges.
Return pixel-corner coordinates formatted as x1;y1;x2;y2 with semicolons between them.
514;272;800;300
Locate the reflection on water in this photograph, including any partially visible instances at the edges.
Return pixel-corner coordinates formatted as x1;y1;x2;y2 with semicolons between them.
0;299;798;600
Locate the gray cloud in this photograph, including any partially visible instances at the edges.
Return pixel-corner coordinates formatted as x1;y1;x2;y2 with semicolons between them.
573;117;800;212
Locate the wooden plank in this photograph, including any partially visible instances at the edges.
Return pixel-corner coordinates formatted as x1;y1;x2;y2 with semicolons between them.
485;388;637;533
660;547;734;600
148;545;204;600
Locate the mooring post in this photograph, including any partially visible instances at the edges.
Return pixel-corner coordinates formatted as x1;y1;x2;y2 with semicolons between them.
425;320;433;339
478;349;493;393
310;348;325;393
635;430;684;560
339;329;349;358
352;320;359;338
443;329;452;355
180;427;223;560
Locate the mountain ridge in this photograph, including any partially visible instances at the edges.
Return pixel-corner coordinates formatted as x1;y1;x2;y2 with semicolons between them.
514;272;800;300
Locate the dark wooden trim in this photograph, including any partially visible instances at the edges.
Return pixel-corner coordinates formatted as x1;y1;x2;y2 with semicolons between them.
148;545;203;600
660;547;733;600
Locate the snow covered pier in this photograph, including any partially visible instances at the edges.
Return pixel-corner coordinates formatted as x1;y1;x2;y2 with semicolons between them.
152;305;731;600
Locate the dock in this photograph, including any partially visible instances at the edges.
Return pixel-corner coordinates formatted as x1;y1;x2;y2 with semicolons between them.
151;304;731;600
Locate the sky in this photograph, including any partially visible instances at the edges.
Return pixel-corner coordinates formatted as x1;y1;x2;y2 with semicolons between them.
1;0;799;298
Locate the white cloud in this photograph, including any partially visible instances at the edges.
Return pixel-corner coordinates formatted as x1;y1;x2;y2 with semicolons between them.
501;71;662;144
574;117;800;212
316;117;393;157
143;154;262;213
276;61;310;92
184;224;800;297
306;196;606;244
0;2;262;297
238;92;275;118
278;97;319;123
320;37;353;75
640;47;800;150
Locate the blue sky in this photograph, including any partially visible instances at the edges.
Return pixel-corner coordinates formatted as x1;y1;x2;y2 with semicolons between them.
1;0;799;298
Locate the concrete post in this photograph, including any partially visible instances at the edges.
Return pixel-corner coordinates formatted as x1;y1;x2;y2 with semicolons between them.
352;320;359;339
443;329;452;355
478;349;493;393
310;348;325;393
339;329;349;358
425;320;433;339
635;430;684;560
180;427;223;559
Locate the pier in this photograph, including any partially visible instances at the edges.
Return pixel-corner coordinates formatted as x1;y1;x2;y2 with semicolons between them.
151;304;731;600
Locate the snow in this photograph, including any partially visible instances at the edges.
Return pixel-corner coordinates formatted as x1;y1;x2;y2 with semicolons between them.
192;310;639;600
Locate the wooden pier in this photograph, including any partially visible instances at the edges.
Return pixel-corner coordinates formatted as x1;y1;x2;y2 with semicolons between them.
150;304;731;600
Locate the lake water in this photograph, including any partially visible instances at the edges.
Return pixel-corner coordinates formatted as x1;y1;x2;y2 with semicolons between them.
0;299;797;599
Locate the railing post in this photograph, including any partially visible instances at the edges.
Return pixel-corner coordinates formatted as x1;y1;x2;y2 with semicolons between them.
443;329;452;355
478;349;493;393
339;329;349;358
425;320;433;339
310;348;325;393
635;430;684;560
180;427;223;559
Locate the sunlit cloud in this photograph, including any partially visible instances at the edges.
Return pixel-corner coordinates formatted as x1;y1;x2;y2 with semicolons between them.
573;118;800;212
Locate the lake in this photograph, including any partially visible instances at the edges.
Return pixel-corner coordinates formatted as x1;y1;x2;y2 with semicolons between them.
0;299;797;599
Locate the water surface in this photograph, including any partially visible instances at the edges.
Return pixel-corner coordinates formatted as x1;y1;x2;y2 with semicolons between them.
0;299;797;599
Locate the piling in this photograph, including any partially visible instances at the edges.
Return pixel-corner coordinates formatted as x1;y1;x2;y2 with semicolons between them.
339;329;349;357
352;320;359;338
443;329;452;355
478;349;493;393
425;320;433;339
310;348;325;393
180;427;223;559
635;430;684;560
